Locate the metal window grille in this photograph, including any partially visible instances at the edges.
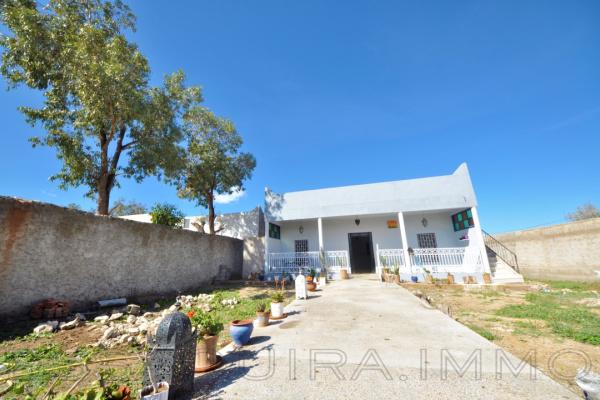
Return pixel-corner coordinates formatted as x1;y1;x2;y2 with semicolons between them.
295;240;309;253
417;233;437;248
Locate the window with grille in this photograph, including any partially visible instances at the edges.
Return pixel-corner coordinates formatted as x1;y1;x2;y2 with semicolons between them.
417;233;437;248
295;240;309;253
294;240;309;267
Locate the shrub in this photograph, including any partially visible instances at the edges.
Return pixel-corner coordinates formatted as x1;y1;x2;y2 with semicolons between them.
149;203;184;228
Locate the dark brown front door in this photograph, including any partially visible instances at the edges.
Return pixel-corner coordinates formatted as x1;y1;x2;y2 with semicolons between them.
348;232;375;273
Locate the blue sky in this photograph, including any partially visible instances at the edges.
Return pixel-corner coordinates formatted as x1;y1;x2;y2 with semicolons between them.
1;0;599;233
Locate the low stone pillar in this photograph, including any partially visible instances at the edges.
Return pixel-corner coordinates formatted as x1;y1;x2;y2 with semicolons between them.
143;312;197;400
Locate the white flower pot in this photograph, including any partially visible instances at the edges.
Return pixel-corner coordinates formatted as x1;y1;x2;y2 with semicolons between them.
271;302;284;318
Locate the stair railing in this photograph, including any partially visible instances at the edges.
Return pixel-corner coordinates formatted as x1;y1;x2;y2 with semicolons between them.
482;229;519;273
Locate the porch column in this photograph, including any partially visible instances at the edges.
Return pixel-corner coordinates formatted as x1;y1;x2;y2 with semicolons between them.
470;207;491;273
317;217;324;251
264;216;270;272
397;212;411;271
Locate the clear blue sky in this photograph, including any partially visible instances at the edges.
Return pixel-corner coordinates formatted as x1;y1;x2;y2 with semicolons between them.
1;0;599;233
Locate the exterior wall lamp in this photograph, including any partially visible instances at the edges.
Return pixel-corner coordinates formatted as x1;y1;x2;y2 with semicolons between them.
421;217;428;227
299;225;304;234
355;219;360;226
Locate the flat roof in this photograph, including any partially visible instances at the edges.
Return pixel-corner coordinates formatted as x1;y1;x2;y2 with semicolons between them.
265;163;478;221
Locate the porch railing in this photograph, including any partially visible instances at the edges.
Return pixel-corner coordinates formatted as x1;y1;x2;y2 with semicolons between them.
376;248;405;276
266;250;350;277
376;247;484;275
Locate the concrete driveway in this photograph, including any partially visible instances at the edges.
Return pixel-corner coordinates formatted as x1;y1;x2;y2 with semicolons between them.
194;276;579;399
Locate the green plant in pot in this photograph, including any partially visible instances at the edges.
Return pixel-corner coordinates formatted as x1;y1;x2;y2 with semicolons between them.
270;291;285;318
188;309;224;371
390;265;400;284
255;301;270;327
306;269;317;291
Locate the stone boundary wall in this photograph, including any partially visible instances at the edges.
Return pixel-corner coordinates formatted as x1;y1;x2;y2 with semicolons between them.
494;218;600;281
0;196;243;317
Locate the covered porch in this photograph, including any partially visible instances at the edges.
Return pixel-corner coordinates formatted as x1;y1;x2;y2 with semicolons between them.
265;208;490;281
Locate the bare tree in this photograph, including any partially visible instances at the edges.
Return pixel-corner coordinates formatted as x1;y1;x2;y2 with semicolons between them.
566;202;600;221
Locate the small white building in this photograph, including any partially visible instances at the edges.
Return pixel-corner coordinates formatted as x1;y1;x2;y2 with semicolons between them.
264;163;523;283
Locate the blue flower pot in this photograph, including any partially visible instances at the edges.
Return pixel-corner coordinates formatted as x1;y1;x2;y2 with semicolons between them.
411;276;419;283
230;320;254;346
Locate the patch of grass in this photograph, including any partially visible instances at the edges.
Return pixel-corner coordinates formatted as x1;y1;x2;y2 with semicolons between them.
483;316;501;322
466;324;497;341
512;320;543;337
0;344;71;398
542;280;600;292
496;292;600;345
479;290;504;299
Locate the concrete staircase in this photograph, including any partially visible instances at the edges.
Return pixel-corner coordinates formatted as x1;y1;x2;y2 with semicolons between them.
488;253;525;284
483;230;525;284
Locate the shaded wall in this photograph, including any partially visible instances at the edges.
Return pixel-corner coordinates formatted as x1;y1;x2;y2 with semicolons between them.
494;218;600;281
0;197;243;317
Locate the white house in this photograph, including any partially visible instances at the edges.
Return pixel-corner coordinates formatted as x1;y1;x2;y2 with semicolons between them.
264;163;524;284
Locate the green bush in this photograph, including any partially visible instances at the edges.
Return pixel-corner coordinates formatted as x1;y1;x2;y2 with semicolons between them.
149;203;184;228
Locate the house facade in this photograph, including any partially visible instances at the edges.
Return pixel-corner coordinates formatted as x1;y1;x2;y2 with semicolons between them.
264;163;514;283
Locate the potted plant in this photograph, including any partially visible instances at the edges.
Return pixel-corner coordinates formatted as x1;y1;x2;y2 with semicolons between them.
306;269;317;291
390;266;400;284
230;319;254;346
270;291;285;319
188;310;224;372
255;301;270;327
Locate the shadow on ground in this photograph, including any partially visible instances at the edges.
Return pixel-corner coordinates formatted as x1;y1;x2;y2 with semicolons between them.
193;339;273;399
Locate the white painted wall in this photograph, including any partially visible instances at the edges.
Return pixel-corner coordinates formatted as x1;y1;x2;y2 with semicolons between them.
267;211;476;254
404;213;467;249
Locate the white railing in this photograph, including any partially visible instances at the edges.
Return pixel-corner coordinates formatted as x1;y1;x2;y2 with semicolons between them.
266;250;350;277
267;251;321;275
323;250;351;277
411;247;483;274
376;248;405;276
376;247;484;275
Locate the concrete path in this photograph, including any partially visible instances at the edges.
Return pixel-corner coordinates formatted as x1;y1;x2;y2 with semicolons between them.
194;276;579;399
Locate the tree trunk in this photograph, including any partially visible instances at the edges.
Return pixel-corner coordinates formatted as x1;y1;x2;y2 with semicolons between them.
96;125;125;215
97;179;111;216
207;194;215;235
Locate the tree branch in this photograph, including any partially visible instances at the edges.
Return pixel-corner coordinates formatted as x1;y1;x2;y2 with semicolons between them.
121;140;137;150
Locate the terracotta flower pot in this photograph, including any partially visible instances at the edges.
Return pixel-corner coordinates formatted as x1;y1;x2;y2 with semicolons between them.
393;275;400;284
196;335;219;369
340;269;349;279
255;311;270;327
306;281;317;292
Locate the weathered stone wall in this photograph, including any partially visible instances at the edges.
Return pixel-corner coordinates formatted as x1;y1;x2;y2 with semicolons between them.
494;218;600;281
0;197;243;317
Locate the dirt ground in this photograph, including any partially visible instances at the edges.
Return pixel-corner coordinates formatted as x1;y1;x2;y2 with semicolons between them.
0;281;294;398
400;282;600;396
